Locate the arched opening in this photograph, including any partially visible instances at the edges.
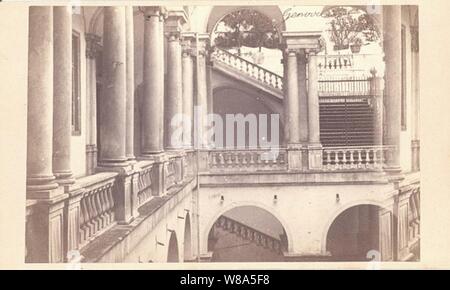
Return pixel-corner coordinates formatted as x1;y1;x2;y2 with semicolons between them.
326;204;380;261
212;87;283;149
183;214;192;262
167;231;179;263
207;206;288;262
209;6;285;75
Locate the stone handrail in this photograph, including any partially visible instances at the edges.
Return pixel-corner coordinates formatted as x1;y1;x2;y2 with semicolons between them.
211;47;283;91
212;48;379;97
215;215;284;254
208;148;287;172
78;172;118;247
322;146;396;171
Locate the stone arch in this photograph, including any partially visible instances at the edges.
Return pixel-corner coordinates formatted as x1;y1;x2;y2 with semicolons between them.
321;200;387;255
183;213;192;261
204;200;294;253
167;231;180;262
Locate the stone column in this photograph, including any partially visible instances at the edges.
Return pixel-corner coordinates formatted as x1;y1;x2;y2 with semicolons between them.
410;25;420;172
27;7;60;199
193;35;210;149
141;7;165;155
26;6;66;263
306;49;323;169
383;6;402;172
284;49;300;146
165;31;183;150
53;6;74;186
98;7;127;166
85;33;101;174
297;52;308;144
125;6;135;162
181;34;194;149
370;69;384;146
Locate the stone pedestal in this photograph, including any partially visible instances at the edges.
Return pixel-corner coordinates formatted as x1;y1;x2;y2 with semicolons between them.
287;145;303;171
26;196;67;263
308;144;323;170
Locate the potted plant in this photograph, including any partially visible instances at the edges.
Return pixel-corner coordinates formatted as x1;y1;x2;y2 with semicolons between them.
350;37;363;53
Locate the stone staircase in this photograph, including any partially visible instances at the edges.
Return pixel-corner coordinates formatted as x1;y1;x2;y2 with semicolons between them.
211;48;377;148
211;215;286;255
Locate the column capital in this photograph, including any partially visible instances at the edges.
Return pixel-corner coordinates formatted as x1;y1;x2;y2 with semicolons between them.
143;6;167;18
166;31;181;42
282;31;322;50
304;48;321;58
85;33;101;59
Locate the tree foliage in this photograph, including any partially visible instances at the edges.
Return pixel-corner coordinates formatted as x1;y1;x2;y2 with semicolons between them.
323;7;380;50
213;9;280;51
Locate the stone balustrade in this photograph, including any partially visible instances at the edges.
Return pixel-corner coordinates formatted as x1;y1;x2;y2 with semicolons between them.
322;146;396;171
78;172;117;247
211;47;283;90
208;148;288;172
215;215;284;254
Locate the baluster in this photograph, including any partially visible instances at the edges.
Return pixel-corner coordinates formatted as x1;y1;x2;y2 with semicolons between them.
357;149;363;169
79;196;89;244
333;150;339;170
325;151;332;170
98;187;108;228
363;149;370;169
86;192;97;236
349;150;355;168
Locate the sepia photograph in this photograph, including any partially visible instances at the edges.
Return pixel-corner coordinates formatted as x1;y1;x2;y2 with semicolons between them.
10;0;450;275
19;3;421;264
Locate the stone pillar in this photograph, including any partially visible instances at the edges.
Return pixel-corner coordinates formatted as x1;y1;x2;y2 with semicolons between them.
26;6;66;263
165;31;183;150
27;7;60;199
181;34;194;149
306;49;323;169
193;34;210;149
142;7;165;155
53;6;74;186
125;6;135;162
98;7;127;167
99;7;136;224
284;49;300;145
383;6;402;172
297;52;308;144
410;25;420;172
370;69;384;146
85;33;101;175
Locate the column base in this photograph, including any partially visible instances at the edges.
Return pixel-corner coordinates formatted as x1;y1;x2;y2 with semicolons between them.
26;183;64;200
